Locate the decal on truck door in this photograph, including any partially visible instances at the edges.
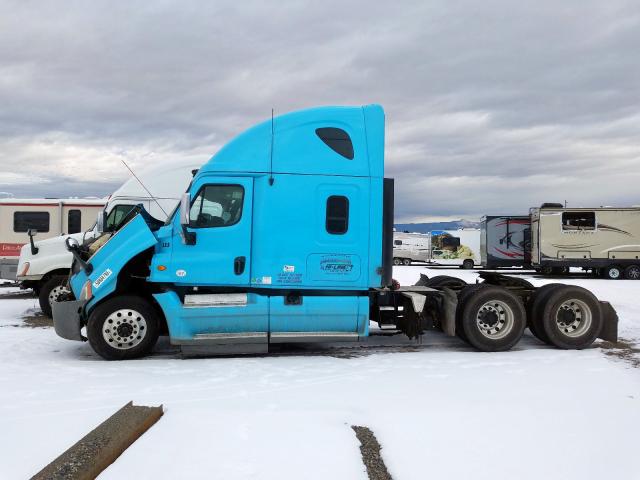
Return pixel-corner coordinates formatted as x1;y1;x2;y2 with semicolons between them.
93;269;112;289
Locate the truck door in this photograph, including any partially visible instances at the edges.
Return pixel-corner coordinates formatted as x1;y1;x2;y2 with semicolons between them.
172;177;253;286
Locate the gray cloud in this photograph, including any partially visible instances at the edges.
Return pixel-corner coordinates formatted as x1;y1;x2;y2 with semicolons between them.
0;0;639;221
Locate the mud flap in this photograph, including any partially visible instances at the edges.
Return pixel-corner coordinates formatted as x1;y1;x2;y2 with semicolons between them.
52;299;87;341
598;301;618;342
440;288;458;337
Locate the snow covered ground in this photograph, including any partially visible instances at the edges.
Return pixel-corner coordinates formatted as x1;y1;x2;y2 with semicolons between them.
0;268;639;480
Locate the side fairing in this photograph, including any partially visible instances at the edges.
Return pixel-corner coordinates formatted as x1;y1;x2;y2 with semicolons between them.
70;215;158;310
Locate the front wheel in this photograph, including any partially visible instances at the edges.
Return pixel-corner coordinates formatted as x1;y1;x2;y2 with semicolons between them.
87;296;160;360
393;257;402;266
39;275;71;318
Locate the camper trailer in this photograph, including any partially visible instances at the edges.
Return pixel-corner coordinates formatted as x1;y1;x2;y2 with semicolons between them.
480;215;531;269
0;199;105;280
393;229;480;268
530;204;640;279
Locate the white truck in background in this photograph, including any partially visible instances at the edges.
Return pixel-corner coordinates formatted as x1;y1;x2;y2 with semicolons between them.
17;161;200;316
393;228;481;269
0;198;105;281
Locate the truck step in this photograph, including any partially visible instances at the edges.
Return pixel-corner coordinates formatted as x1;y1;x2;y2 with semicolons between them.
269;332;360;343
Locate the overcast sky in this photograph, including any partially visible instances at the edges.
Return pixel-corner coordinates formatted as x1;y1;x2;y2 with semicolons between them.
1;0;639;222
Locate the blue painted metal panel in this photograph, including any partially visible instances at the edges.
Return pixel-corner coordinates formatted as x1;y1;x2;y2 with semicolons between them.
153;291;269;341
269;295;362;333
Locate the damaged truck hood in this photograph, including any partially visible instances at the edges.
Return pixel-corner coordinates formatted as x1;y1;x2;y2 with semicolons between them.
70;214;158;307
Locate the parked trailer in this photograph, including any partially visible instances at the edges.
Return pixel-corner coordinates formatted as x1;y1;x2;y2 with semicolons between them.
0;198;105;281
51;105;617;359
480;215;531;269
393;229;480;269
531;203;640;280
16;162;200;317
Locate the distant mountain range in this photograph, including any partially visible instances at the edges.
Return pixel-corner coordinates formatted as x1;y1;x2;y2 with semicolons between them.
394;220;480;234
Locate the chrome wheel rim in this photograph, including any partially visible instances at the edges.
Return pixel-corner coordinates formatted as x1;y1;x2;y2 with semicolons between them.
48;285;70;307
102;309;147;350
476;300;515;339
555;299;592;337
627;267;640;279
608;268;621;279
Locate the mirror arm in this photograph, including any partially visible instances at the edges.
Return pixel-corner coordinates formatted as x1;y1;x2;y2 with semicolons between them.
65;238;93;274
28;230;39;255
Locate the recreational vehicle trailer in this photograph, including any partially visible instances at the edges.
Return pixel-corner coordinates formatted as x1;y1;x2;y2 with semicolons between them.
17;162;200;316
0;199;105;281
393;229;480;268
530;204;640;279
51;105;617;359
480;215;531;269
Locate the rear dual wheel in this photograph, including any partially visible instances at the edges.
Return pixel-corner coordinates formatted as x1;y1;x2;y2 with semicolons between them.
528;284;602;349
456;285;526;351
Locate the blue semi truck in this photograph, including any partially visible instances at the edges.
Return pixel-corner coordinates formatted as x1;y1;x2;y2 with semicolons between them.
52;105;618;359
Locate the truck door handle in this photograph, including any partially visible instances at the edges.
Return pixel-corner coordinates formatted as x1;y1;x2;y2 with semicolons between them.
234;256;246;275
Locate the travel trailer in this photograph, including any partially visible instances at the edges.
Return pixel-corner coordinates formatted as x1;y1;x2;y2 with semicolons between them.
480;215;531;269
17;162;200;316
0;199;105;281
393;229;480;268
49;105;616;359
530;204;640;279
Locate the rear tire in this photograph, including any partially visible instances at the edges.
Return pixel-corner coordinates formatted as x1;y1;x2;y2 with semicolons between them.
458;285;526;351
461;259;474;270
624;265;640;280
455;284;486;343
540;285;602;349
402;258;412;266
38;275;71;318
604;265;623;280
527;283;565;344
87;296;160;360
393;257;402;266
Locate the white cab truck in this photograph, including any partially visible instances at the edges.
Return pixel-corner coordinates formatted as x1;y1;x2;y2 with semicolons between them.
0;198;105;281
393;228;481;269
17;162;200;316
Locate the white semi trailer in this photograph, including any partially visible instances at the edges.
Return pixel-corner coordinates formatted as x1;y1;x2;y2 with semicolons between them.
17;161;200;316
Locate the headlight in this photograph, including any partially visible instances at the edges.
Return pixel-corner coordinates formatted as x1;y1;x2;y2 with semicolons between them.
79;280;93;301
19;262;30;277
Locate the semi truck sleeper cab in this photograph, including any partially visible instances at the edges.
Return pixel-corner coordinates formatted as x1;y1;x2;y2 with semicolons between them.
52;105;618;359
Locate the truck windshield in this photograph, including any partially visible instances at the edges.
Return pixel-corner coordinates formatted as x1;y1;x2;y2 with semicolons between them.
106;205;139;231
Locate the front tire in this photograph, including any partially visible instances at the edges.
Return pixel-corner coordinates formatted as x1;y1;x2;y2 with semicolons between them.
87;296;160;360
458;286;526;351
39;275;71;318
461;259;474;270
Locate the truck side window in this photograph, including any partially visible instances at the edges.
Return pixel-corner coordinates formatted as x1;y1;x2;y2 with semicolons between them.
562;212;595;231
394;239;402;246
326;195;349;234
14;212;50;233
68;209;81;234
189;184;244;228
316;128;354;160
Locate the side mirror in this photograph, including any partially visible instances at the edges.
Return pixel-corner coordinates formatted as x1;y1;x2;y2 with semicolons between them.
96;210;106;234
65;237;80;251
65;237;93;274
180;193;190;227
179;193;196;245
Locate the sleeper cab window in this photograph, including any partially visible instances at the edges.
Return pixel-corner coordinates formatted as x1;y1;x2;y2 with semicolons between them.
562;211;595;231
316;127;354;160
14;211;50;233
189;184;244;228
326;195;349;235
68;209;81;234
